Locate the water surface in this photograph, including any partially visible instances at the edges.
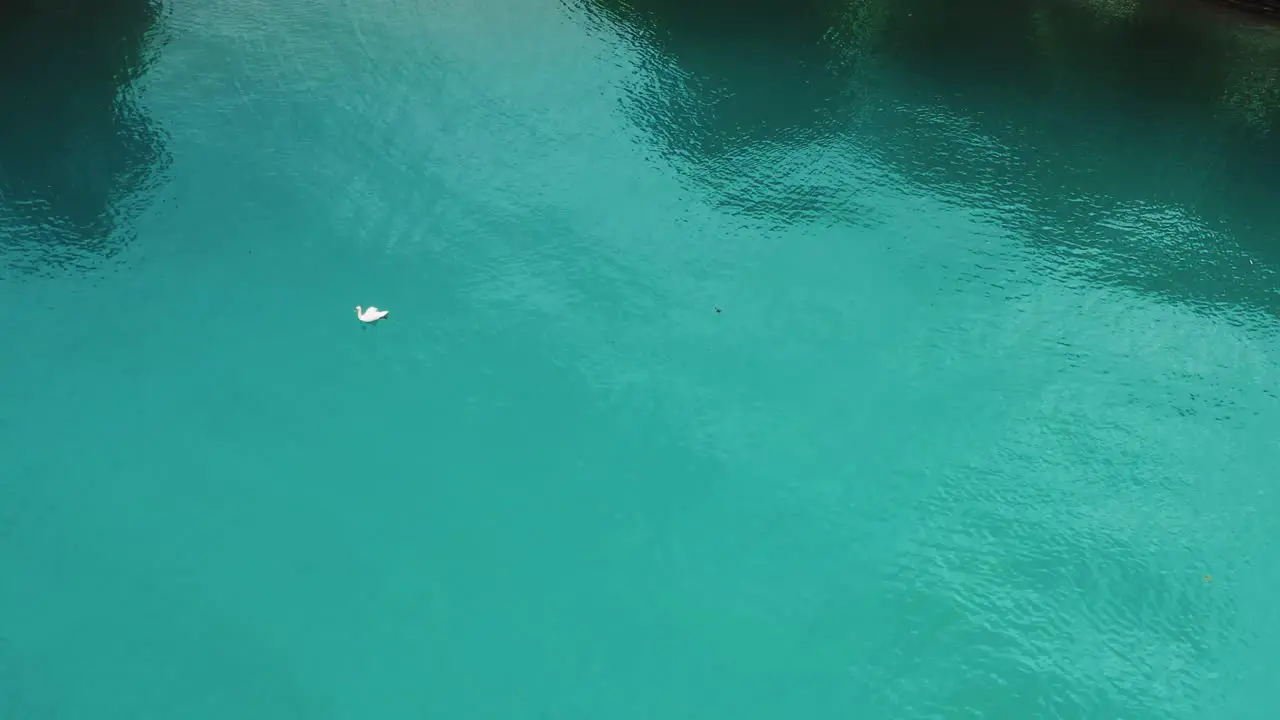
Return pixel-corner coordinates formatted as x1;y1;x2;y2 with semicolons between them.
3;0;1280;717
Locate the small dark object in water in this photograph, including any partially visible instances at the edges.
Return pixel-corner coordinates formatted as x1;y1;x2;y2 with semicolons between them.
715;307;721;313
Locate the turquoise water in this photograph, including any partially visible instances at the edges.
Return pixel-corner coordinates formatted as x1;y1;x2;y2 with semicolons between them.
4;0;1280;716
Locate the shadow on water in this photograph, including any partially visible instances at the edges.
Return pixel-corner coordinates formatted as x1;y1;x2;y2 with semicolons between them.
0;0;170;277
582;0;1280;317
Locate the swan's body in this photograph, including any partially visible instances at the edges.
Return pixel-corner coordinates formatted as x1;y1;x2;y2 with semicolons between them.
355;305;389;323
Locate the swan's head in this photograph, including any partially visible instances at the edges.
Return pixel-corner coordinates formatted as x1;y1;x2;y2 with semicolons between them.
354;306;362;315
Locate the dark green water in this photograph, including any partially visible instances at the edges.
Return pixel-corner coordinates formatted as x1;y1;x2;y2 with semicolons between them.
3;0;1280;716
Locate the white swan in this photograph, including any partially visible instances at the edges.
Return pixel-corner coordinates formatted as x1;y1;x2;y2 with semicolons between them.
355;305;389;323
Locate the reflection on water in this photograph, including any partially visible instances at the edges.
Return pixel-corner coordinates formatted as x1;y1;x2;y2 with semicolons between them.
0;0;170;276
584;0;1280;317
581;0;870;226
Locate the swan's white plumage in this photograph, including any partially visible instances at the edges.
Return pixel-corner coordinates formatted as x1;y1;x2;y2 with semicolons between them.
355;305;389;323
